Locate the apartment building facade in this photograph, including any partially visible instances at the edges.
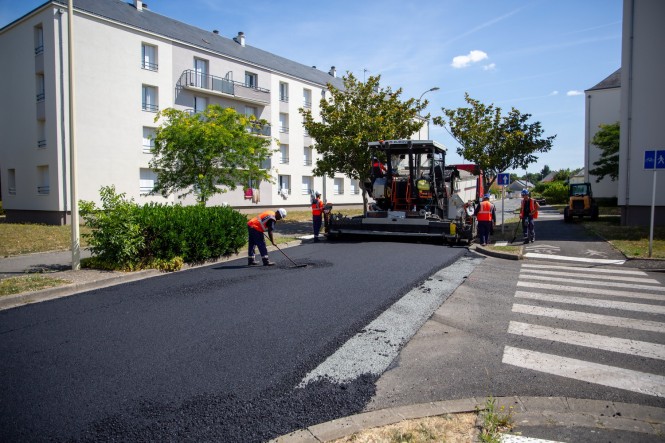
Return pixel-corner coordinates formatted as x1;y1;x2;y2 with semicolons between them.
0;0;363;224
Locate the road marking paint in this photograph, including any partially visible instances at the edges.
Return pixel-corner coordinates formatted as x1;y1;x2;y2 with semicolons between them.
508;321;665;361
494;241;509;247
520;274;664;291
502;346;665;397
512;303;665;334
521;263;646;275
517;281;665;301
500;435;563;443
524;252;625;265
520;268;658;284
515;291;665;315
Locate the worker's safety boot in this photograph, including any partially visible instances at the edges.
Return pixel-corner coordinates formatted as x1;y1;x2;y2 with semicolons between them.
262;257;275;266
248;257;260;266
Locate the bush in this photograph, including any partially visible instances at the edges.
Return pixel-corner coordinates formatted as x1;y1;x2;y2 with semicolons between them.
533;181;569;204
80;186;247;271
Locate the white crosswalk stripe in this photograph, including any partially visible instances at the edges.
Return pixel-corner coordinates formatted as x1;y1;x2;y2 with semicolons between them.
503;263;665;398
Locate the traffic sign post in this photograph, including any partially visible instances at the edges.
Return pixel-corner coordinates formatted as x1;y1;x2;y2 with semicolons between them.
644;150;664;257
497;173;510;233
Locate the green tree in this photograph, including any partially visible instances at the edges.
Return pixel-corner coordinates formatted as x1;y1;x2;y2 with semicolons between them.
588;122;619;182
149;105;273;204
433;93;556;187
300;73;426;213
540;165;551;178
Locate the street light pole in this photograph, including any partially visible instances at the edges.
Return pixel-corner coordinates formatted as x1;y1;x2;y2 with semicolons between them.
417;87;439;140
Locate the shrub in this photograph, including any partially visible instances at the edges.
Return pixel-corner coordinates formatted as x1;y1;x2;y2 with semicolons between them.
80;186;247;271
533;181;569;204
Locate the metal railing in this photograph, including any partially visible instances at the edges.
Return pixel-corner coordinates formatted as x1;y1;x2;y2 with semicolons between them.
141;60;158;71
279;126;289;134
280;94;289;102
303;100;312;108
35;45;44;55
179;70;270;103
37;139;46;148
37;185;50;195
303;158;312;166
8;187;16;195
279;157;289;164
36;92;45;102
142;102;159;112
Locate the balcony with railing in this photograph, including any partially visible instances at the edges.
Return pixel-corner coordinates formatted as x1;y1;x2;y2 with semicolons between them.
142;102;159;112
179;69;270;105
141;60;158;71
37;185;50;195
8;187;16;195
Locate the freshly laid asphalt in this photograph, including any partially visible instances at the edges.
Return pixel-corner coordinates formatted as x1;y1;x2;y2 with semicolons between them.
1;213;664;442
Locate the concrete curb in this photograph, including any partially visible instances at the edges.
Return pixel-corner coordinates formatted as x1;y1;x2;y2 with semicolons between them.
473;244;523;261
269;396;665;442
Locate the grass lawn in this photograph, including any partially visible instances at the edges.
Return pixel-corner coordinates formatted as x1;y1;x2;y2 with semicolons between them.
0;275;71;297
0;220;91;257
582;216;665;259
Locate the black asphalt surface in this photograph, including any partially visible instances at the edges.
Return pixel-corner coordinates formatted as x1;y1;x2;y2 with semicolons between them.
0;239;469;442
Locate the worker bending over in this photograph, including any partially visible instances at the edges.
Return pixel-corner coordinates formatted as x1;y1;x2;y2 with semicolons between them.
247;208;286;266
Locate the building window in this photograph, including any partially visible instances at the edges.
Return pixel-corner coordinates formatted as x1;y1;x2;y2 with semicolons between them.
142;85;158;112
303;146;312;166
245;106;258;119
36;74;45;102
142;127;155;153
194;58;208;88
194;96;207;114
37;121;46;148
334;177;344;195
279;144;289;164
301;176;313;195
279;113;289;133
350;179;360;194
7;169;16;195
140;168;157;194
279;82;289;102
34;25;44;55
245;71;257;89
37;165;49;195
303;88;312;108
141;43;158;71
278;175;291;196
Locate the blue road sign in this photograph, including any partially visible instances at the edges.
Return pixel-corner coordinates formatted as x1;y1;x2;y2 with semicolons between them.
645;150;656;170
657;150;665;169
497;173;510;186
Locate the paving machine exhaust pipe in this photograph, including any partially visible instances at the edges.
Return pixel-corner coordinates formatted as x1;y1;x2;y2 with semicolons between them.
264;234;308;268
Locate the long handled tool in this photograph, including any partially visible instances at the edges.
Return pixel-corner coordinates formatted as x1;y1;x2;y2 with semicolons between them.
511;217;523;244
264;233;308;268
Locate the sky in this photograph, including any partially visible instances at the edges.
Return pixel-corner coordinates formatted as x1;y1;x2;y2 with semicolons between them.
0;0;624;176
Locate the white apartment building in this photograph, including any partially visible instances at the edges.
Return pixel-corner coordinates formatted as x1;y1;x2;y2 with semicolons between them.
0;0;364;224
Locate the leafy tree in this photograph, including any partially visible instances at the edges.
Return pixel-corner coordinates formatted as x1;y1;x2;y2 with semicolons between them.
589;122;619;182
149;105;273;204
554;169;572;182
433;93;556;187
540;165;551;178
300;73;426;213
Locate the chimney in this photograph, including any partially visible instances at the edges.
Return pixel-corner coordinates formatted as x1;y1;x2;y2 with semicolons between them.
329;66;337;78
213;30;219;35
134;0;143;11
234;31;245;47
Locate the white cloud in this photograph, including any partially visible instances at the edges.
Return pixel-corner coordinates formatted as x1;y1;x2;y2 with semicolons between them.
451;50;488;68
566;90;583;96
549;90;559;96
482;63;496;71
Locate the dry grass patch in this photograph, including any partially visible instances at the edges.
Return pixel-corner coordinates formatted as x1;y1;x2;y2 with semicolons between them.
0;222;90;257
329;413;478;443
0;275;71;297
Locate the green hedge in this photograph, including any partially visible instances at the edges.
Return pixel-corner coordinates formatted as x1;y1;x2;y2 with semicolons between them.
532;181;569;204
80;186;246;270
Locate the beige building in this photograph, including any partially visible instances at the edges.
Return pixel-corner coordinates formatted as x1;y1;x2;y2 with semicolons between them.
0;0;363;224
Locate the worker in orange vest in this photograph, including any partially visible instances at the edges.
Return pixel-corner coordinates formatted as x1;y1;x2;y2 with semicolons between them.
475;193;496;246
311;191;325;242
247;208;286;266
520;189;539;244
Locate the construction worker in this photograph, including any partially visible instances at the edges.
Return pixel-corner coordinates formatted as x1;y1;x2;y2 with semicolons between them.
247;208;286;266
475;193;496;246
372;156;387;178
311;191;324;242
520;189;539;244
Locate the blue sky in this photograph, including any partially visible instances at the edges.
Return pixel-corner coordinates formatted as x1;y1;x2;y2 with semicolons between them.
1;0;623;175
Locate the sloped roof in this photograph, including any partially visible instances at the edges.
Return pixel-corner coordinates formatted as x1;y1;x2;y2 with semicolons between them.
541;171;557;182
586;69;621;92
11;0;344;89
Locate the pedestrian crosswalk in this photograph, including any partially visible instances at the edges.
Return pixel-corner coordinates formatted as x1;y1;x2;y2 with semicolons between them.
502;262;665;398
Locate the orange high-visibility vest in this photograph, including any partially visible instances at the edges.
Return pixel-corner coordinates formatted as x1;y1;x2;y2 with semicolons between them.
248;210;276;232
520;199;539;219
477;200;493;221
311;198;324;216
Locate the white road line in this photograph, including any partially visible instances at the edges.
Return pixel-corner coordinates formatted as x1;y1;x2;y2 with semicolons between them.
503;346;665;397
512;303;665;334
508;321;665;361
516;281;665;301
524;252;625;265
521;263;646;276
515;291;665;315
520;268;658;284
520;274;664;291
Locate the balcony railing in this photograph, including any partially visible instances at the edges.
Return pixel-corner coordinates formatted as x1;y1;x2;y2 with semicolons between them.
303;100;312;108
35;45;44;55
36;92;45;102
279;157;289;164
37;139;46;148
179;69;270;105
141;60;158;71
142;102;159;112
279;126;289;134
8;186;16;195
303;158;312;166
280;94;289;102
37;185;50;195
